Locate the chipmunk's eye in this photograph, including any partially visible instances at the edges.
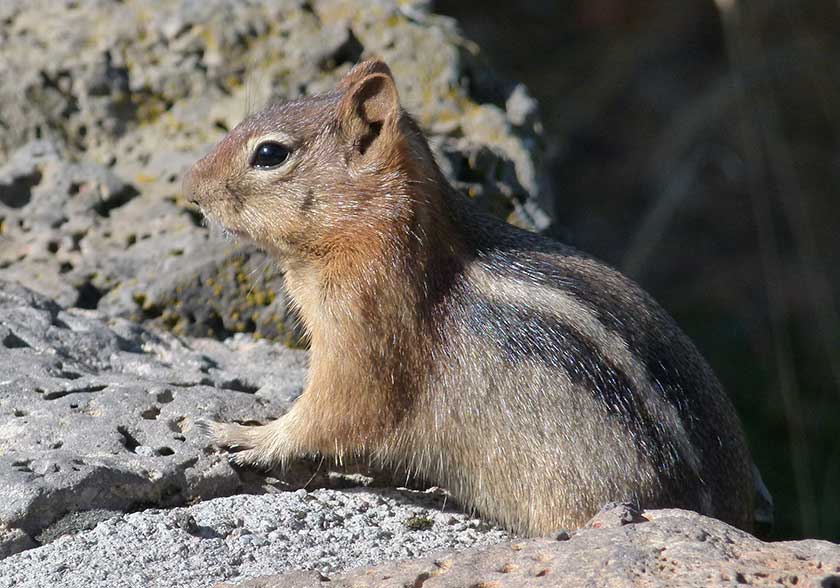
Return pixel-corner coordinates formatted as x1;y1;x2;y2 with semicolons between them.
251;142;291;169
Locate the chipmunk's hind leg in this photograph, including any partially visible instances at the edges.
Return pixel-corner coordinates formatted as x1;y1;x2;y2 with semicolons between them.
194;419;284;470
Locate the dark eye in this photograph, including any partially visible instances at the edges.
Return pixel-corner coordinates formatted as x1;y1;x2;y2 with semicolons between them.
251;142;291;169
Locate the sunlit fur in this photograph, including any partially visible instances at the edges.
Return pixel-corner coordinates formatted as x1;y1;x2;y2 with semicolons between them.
185;60;755;536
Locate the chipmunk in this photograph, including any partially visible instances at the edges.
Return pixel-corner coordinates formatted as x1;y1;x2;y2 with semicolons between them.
185;59;760;536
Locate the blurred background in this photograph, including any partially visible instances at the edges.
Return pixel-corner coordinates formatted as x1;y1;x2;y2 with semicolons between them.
435;0;840;541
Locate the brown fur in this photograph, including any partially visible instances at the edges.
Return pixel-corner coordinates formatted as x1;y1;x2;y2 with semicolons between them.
185;59;757;535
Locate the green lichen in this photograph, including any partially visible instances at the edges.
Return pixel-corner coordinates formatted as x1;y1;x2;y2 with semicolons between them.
404;516;434;531
245;288;275;307
128;252;301;345
133;93;169;125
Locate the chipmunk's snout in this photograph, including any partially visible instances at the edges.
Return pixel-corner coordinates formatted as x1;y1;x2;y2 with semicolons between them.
182;169;203;207
183;152;220;209
184;128;255;212
183;176;200;208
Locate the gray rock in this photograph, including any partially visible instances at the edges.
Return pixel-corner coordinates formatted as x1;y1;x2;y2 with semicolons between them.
0;280;310;556
0;139;300;342
217;508;840;588
0;489;510;588
35;510;123;545
583;500;648;529
0;0;553;343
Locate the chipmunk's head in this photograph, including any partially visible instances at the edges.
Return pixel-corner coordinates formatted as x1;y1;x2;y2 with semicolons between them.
185;59;439;261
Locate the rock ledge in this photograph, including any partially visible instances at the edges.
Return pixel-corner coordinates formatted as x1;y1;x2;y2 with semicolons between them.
221;507;840;588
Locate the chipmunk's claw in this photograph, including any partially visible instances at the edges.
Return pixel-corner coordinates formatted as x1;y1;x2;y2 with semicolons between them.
194;419;275;470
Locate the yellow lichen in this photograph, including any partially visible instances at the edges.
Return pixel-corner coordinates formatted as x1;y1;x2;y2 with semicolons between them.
134;173;157;185
133;94;168;125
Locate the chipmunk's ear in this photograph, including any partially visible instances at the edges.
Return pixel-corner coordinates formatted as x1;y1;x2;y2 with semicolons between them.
338;60;400;158
338;59;395;90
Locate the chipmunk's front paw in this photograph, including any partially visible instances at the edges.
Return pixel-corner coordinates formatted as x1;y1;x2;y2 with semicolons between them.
194;419;275;470
194;419;249;448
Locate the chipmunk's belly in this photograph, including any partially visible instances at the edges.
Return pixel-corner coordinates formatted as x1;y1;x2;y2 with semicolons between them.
400;350;675;534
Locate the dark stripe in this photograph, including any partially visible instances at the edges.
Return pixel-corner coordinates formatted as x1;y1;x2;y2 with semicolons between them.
455;209;710;506
463;298;675;470
474;241;699;431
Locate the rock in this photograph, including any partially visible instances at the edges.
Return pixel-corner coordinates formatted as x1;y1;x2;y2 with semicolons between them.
0;0;553;343
2;2;837;587
35;510;124;545
0;138;300;342
584;500;648;529
0;489;510;588
216;509;840;588
0;280;310;556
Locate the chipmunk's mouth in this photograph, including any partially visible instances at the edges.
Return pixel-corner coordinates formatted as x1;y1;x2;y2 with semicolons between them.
198;213;250;243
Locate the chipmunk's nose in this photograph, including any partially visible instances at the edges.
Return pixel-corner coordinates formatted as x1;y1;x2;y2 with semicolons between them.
182;158;208;207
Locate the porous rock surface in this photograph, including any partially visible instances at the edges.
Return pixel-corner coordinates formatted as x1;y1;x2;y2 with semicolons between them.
0;280;309;557
0;489;510;588
0;0;550;343
223;508;840;588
